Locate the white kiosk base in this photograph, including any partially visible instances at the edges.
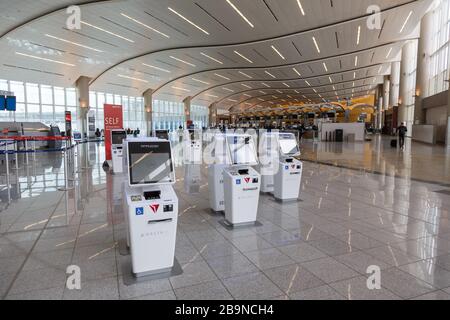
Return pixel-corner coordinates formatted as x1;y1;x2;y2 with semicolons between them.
124;184;178;277
273;159;303;202
223;166;261;226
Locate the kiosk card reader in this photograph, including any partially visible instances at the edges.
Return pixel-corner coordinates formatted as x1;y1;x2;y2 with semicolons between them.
123;138;178;277
111;129;127;174
208;133;230;212
183;129;202;164
273;133;303;201
223;134;261;226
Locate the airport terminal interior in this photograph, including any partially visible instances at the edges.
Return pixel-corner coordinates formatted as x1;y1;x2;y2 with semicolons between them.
2;0;450;301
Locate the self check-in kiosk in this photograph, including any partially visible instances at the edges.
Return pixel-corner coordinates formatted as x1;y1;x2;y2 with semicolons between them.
123;138;178;277
183;129;202;164
208;133;230;212
111;129;127;174
273;133;303;201
223;134;261;226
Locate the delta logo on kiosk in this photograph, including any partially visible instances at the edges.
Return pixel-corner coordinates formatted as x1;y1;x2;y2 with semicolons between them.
149;204;160;214
244;177;251;184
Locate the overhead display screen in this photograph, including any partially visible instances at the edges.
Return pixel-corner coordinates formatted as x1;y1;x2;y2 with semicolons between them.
128;141;174;185
6;96;16;111
227;135;258;166
0;96;5;110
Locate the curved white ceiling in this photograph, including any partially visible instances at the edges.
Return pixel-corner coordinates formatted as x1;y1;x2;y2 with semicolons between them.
0;0;433;111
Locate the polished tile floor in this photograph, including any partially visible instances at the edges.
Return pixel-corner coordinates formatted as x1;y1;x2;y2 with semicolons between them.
1;136;450;300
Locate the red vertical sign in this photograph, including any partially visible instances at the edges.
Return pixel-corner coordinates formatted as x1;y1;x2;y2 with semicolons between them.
104;104;123;160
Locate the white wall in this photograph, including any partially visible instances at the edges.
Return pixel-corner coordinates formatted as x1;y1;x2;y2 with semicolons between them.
412;125;437;144
426;105;447;143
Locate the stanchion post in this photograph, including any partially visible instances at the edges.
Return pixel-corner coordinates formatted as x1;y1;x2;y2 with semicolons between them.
32;140;36;162
15;140;19;170
5;143;11;204
24;139;29;166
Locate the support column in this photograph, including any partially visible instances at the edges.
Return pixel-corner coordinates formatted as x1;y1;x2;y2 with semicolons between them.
390;61;401;108
398;40;417;131
414;11;433;124
75;76;91;138
209;103;218;128
383;76;390;111
183;96;192;128
143;89;153;137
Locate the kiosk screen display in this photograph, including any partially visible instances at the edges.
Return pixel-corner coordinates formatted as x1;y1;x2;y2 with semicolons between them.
155;130;169;140
112;131;127;145
227;136;258;165
278;134;299;155
128;141;174;185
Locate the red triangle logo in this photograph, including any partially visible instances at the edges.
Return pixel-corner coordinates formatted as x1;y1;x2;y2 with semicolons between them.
244;178;251;183
149;204;160;213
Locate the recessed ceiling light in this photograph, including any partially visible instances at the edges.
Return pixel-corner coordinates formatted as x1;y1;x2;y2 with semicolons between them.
241;84;252;89
294;90;299;94
332;85;336;90
373;78;376;83
271;45;285;60
45;34;103;52
239;71;253;79
142;63;171;73
313;89;317;93
259;90;267;94
386;47;393;59
121;13;170;38
302;95;307;98
226;0;254;28
200;52;223;64
378;66;383;74
118;74;148;83
312;36;320;54
15;51;76;67
305;80;311;86
205;94;219;98
192;78;210;85
354;56;358;67
353;72;356;79
168;7;210;35
170;56;196;67
261;82;271;88
228;99;238;103
352;82;355;87
293;68;301;76
234;50;253;63
272;95;278;99
258;98;265;101
245;102;252;105
223;87;234;92
400;11;413;33
283;83;290;88
329;76;333;83
81;21;134;43
276;90;283;94
297;0;305;15
318;94;322;98
357;25;361;45
243;94;252;97
322;62;328;72
172;86;191;92
265;71;276;78
215;73;230;80
287;95;292;98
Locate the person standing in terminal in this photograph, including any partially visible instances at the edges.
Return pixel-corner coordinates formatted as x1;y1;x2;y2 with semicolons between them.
397;122;408;150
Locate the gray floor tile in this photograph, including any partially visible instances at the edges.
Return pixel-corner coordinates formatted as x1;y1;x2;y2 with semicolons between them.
380;267;437;299
335;232;384;250
308;236;355;256
335;251;390;274
63;277;119;300
278;243;328;263
131;290;177;300
399;259;450;289
259;230;303;247
330;276;402;300
263;264;325;295
174;280;232;300
244;248;295;270
118;276;172;299
365;245;423;267
207;253;259;279
222;272;284;299
411;290;450;300
229;234;273;252
22;248;73;271
9;267;67;295
6;286;64;300
301;257;359;284
199;240;239;261
170;260;217;289
289;285;345;300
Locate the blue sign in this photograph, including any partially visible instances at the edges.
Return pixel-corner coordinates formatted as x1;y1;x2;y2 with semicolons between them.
236;179;241;185
136;207;144;216
285;166;289;170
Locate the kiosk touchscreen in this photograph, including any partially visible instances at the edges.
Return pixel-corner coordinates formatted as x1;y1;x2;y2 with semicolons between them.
183;129;202;164
223;134;261;226
208;133;230;212
111;129;127;174
273;132;303;201
123;138;178;277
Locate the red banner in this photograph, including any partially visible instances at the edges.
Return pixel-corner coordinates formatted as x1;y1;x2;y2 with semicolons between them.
104;104;123;160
